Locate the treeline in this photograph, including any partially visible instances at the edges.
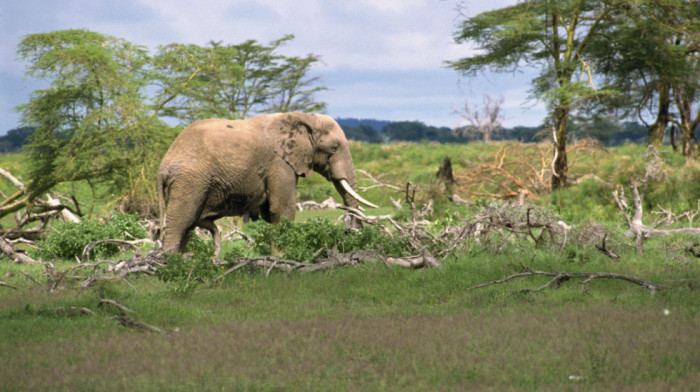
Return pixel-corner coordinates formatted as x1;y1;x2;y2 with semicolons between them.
339;117;652;146
0;117;662;152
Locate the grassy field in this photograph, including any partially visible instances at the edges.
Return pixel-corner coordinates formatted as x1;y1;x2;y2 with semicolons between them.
1;246;698;391
0;142;699;391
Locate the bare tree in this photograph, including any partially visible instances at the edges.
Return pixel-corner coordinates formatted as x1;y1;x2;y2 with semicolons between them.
454;95;504;143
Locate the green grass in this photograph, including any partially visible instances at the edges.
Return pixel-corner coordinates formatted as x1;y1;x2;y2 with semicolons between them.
1;238;698;391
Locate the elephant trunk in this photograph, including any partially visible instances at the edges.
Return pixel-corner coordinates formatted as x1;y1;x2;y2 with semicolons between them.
327;149;376;229
328;148;361;207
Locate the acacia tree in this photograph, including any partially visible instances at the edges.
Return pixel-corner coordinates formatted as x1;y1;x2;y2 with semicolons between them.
590;0;699;156
17;29;174;204
151;35;326;123
670;1;700;159
448;0;624;189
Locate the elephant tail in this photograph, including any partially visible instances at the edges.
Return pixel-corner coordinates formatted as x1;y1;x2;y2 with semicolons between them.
156;171;168;246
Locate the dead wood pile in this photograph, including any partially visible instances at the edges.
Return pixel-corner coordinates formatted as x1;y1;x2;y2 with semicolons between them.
0;167;81;264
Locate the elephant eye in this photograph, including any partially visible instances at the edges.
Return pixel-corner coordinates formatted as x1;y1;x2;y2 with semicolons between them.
330;144;339;153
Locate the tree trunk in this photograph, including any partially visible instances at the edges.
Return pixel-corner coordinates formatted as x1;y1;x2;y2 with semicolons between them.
680;119;697;160
674;86;698;160
551;106;569;190
436;156;455;184
648;81;671;147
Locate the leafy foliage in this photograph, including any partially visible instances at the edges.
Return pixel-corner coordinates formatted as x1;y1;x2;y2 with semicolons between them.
157;236;219;294
151;35;326;122
33;212;146;260
16;29;176;203
247;218;414;261
589;0;700;152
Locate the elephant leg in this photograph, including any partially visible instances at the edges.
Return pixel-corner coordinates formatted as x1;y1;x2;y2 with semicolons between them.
179;229;192;254
197;219;221;261
162;183;204;254
264;168;298;224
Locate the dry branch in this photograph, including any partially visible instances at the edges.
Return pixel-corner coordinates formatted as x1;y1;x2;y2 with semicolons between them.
357;169;402;192
54;306;94;316
99;298;135;314
0;236;40;264
296;196;340;211
209;249;440;284
454;139;603;202
113;315;162;333
0;166;85;264
80;239;149;263
614;181;700;255
595;234;620;259
0;281;19;290
100;298;161;333
468;264;660;296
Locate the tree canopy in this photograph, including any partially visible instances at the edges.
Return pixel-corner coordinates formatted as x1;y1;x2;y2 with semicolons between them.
589;0;700;156
151;35;326;122
17;29;169;200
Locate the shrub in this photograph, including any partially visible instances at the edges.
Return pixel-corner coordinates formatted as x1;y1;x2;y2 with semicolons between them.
33;212;146;260
157;235;218;293
246;218;414;261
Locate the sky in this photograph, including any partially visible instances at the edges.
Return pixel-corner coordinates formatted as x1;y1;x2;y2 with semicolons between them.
0;0;547;134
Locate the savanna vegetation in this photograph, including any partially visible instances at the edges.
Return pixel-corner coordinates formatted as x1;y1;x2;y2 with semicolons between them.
1;0;699;390
1;140;699;391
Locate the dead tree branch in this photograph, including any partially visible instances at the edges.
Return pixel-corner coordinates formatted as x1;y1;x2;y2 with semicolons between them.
0;281;20;290
595;234;620;259
100;298;161;333
80;239;148;263
99;298;135;314
468;264;660;296
208;248;441;284
614;181;700;255
0;236;41;264
296;196;340;211
0;166;84;264
357;169;402;191
112;314;162;333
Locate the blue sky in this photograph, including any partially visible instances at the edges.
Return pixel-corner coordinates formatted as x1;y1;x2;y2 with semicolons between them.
0;0;547;134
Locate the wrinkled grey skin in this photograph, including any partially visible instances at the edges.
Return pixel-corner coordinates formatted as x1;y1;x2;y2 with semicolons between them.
157;112;363;256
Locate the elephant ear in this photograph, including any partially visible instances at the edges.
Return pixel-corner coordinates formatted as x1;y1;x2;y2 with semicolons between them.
270;113;314;177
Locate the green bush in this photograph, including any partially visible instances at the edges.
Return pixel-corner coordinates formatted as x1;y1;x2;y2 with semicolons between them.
246;218;414;261
157;235;219;294
33;212;146;260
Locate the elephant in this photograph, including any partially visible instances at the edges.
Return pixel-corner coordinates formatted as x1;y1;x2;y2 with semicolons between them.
156;112;377;257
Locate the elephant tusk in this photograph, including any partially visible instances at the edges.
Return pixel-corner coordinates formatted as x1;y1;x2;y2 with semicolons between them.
340;179;379;208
